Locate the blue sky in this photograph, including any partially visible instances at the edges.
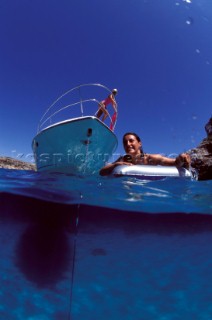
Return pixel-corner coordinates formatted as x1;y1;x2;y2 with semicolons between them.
0;0;211;162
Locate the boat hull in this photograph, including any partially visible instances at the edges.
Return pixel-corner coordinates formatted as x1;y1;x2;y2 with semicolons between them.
32;116;118;174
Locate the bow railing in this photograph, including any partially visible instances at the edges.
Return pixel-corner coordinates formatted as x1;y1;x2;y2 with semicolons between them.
37;83;118;133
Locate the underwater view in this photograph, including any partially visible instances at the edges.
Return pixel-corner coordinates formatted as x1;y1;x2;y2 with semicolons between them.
0;169;212;319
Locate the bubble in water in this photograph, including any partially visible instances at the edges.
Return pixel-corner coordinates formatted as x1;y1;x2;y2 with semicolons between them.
186;17;194;25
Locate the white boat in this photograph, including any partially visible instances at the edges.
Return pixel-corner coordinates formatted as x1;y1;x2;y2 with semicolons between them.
112;165;192;180
32;84;118;174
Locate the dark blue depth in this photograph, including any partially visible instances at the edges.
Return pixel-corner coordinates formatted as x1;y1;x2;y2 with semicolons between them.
1;191;212;319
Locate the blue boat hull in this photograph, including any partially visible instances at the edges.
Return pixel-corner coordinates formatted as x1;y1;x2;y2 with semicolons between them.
32;116;118;174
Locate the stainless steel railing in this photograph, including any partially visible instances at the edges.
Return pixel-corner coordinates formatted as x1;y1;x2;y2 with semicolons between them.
37;83;118;133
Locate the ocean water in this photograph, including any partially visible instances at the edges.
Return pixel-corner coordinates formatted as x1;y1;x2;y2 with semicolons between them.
0;168;212;320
